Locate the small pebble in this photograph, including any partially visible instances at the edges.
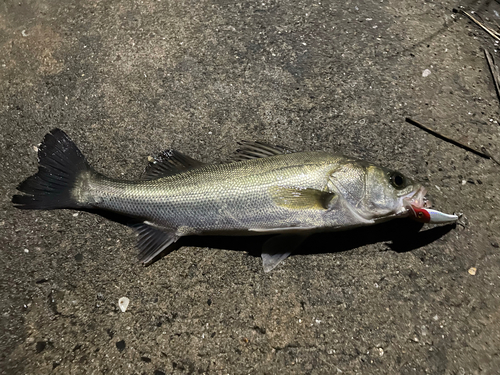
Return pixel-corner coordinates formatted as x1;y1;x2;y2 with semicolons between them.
468;267;477;276
421;325;429;336
36;341;46;353
115;340;126;352
422;69;431;77
118;297;130;312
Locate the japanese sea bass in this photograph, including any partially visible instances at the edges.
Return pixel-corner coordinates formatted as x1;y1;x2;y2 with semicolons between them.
13;129;432;272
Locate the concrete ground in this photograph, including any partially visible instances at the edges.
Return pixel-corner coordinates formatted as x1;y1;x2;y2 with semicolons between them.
1;0;500;373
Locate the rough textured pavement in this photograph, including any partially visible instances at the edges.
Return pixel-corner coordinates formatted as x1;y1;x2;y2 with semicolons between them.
2;0;500;374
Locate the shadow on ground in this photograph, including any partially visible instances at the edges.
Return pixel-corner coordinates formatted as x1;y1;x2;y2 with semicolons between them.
154;219;455;262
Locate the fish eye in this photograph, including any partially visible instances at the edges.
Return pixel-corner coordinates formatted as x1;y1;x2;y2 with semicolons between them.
389;172;406;189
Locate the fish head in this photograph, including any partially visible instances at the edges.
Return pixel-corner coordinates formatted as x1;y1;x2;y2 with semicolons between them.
360;165;428;220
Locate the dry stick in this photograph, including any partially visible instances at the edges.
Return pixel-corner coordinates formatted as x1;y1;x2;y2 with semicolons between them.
481;51;500;165
481;147;500;166
484;49;500;103
461;10;500;41
404;118;496;162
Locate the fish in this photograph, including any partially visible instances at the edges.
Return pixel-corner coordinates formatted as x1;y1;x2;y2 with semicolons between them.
12;129;442;272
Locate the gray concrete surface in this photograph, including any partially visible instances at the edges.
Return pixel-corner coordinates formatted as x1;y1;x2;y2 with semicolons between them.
2;0;500;373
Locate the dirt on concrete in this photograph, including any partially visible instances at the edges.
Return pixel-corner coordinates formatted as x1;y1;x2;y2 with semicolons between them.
1;0;500;374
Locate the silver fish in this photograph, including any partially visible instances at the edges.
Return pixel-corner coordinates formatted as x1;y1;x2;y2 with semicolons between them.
13;129;429;272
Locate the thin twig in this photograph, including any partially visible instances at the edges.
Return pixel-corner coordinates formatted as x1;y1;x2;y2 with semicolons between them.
405;118;492;160
484;48;500;104
461;9;500;41
480;146;500;166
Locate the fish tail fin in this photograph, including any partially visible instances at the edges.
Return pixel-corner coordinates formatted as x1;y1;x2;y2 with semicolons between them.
12;129;92;210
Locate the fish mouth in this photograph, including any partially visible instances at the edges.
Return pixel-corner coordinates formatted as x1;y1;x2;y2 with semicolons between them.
399;186;431;216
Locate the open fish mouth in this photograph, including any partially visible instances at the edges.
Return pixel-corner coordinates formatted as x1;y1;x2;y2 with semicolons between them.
401;186;459;224
401;186;430;214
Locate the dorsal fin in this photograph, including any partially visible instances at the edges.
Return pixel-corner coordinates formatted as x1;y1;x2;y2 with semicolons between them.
143;149;205;180
232;141;294;161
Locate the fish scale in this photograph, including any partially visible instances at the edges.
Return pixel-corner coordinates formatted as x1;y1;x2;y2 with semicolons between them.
87;152;338;233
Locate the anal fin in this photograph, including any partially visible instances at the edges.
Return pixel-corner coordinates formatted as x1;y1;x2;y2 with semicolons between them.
131;222;179;265
261;234;308;272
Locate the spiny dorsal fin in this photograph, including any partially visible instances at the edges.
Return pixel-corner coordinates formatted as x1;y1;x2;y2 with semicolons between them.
143;149;205;180
232;141;294;161
131;222;179;265
269;186;337;210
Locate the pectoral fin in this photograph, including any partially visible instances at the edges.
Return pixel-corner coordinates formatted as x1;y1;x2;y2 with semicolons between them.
270;186;336;210
131;222;179;265
261;234;308;272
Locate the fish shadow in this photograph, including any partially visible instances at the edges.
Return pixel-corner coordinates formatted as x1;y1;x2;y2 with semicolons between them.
169;219;456;260
89;209;455;262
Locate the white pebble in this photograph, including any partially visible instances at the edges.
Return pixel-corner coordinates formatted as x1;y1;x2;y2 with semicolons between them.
422;69;431;77
421;325;429;336
118;297;130;312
